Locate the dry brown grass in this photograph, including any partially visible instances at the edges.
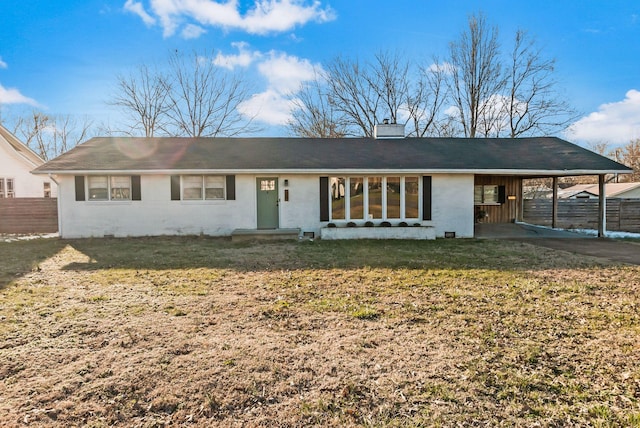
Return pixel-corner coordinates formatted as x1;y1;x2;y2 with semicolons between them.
1;237;639;427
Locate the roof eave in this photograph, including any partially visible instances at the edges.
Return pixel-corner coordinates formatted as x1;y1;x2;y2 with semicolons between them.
32;168;634;176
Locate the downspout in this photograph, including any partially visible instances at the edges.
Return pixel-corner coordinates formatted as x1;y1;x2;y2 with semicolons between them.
48;173;63;238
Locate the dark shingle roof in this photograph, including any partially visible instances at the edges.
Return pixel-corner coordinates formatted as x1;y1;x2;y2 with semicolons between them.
33;136;632;175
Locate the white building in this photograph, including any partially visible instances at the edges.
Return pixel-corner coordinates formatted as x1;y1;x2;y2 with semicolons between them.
0;124;56;198
33;126;631;239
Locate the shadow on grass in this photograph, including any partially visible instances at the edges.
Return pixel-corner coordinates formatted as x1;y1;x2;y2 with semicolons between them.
54;236;613;273
0;239;67;289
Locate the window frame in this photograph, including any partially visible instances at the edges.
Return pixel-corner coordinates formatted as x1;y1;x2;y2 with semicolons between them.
329;176;421;222
180;175;227;201
87;175;132;201
474;184;500;205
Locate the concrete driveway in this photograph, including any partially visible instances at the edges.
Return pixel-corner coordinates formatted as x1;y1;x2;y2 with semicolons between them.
475;223;640;265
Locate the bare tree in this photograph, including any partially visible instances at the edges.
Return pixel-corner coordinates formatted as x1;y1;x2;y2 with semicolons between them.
405;61;448;137
11;111;94;160
323;55;382;137
166;50;255;137
110;64;171;137
504;30;577;137
619;139;640;182
447;13;505;138
288;71;348;138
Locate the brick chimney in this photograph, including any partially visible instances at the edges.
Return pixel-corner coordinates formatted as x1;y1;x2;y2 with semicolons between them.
373;119;405;139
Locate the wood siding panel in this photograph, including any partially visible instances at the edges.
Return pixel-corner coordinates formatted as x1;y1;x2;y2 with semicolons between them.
0;198;58;233
474;176;521;223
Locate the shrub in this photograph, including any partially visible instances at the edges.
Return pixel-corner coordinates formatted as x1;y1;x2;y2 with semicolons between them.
380;221;392;227
398;221;409;227
347;222;357;228
327;223;337;228
364;221;374;227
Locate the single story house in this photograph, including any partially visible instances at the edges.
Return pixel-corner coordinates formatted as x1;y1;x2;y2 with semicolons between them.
32;124;631;239
558;182;640;199
0;124;56;198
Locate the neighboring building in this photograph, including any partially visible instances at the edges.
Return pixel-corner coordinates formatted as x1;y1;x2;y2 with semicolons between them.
0;124;56;198
32;125;631;239
559;182;640;199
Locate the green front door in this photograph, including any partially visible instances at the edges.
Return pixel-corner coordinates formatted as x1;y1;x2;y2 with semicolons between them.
257;177;279;229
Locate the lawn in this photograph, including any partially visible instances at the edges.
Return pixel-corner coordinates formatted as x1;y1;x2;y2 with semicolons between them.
1;237;639;427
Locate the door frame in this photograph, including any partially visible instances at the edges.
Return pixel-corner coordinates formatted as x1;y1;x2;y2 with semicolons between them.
256;177;279;229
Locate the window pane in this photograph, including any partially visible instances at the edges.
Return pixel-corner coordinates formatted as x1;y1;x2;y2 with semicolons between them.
386;177;401;219
260;179;275;191
6;179;14;198
0;178;4;198
205;175;225;200
405;176;419;219
88;176;108;200
110;176;131;200
331;177;346;220
484;185;498;204
368;177;383;219
183;175;203;200
474;185;483;204
349;177;364;219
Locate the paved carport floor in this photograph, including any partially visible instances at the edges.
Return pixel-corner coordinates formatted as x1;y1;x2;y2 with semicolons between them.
475;223;640;265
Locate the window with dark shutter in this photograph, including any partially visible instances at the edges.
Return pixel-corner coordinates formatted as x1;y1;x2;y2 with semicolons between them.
422;176;432;221
75;176;85;201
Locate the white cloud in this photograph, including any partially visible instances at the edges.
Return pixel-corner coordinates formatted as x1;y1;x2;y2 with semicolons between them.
428;61;455;75
238;89;298;125
0;84;39;106
566;90;640;145
258;51;317;94
181;23;206;39
127;0;335;38
124;0;156;26
213;42;261;70
215;46;321;126
0;57;7;69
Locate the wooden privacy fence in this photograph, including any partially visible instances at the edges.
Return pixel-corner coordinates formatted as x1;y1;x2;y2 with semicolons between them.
0;198;58;234
523;199;640;233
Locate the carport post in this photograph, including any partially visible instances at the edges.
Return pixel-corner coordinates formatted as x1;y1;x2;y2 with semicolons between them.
552;177;558;229
598;175;606;238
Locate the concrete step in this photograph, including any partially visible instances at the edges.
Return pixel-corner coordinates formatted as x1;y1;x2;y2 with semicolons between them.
231;228;301;242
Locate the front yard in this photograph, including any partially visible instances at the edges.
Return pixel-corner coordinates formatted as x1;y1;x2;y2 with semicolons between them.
1;237;639;426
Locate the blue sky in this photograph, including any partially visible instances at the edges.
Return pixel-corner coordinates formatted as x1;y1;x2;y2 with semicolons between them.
1;0;639;146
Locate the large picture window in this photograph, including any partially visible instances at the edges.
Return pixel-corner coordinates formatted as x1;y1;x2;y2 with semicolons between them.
329;176;420;221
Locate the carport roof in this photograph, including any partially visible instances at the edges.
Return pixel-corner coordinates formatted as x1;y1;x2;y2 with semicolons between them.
33;136;632;176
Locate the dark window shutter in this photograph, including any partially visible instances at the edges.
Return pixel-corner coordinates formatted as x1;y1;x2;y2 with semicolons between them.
170;175;181;200
226;175;236;200
319;176;329;221
131;175;141;201
498;185;506;204
422;176;432;221
75;176;85;201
